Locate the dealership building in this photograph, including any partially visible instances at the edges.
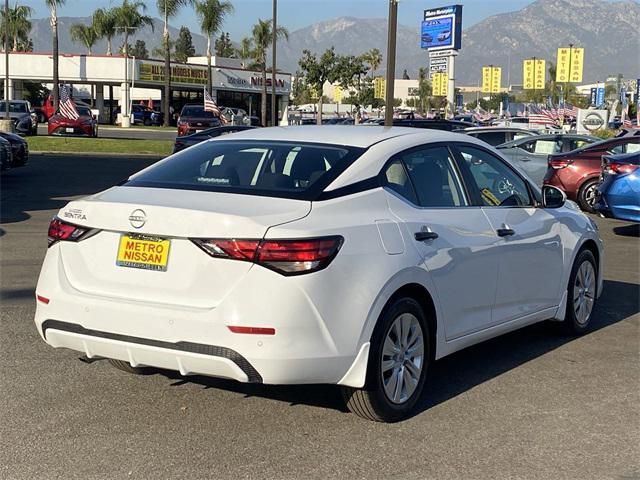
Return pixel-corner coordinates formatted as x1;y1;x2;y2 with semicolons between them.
0;52;292;124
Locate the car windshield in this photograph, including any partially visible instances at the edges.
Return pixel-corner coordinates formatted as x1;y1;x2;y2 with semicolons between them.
126;140;365;200
0;102;27;113
181;106;215;118
76;106;92;116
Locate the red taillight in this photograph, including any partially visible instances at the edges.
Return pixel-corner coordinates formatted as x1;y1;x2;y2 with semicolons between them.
548;157;573;169
227;326;276;335
47;218;90;247
191;236;343;275
608;162;639;175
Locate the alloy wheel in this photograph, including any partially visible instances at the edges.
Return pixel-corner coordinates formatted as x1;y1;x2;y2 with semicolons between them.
381;313;424;404
584;183;598;207
573;260;596;325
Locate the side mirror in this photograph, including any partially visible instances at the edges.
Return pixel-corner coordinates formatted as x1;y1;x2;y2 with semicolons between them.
541;185;566;208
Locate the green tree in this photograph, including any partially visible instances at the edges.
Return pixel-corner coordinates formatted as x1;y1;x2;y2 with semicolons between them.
113;0;153;58
92;8;117;55
235;37;252;66
361;48;382;77
248;19;289;127
1;4;33;52
195;0;234;94
174;26;195;62
334;54;367;117
45;0;65;111
69;23;98;54
131;39;148;58
157;0;193;126
214;32;234;57
298;47;340;124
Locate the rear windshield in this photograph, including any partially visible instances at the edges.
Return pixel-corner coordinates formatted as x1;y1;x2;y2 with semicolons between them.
125;140;365;200
181;106;215;118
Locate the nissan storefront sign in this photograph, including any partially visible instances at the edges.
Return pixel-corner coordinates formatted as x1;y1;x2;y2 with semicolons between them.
576;109;609;134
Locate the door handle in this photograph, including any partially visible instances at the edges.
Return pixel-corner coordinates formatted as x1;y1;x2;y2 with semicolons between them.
497;227;515;237
415;230;439;241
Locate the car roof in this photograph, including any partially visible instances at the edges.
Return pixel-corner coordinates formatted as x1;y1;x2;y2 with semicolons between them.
210;125;467;148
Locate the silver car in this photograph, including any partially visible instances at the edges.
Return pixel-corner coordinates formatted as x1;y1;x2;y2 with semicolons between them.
496;134;598;185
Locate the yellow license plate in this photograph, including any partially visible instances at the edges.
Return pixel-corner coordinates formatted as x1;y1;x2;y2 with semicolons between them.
116;235;171;271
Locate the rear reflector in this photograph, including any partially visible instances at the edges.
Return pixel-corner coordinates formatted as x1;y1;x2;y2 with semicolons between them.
191;236;343;275
228;326;276;335
36;294;50;304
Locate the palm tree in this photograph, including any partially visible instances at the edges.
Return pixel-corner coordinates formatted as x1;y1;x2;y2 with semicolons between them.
249;19;288;126
235;37;252;65
157;0;193;127
195;0;234;95
92;8;117;55
2;4;33;52
69;23;98;55
113;0;153;58
363;48;382;77
45;0;65;111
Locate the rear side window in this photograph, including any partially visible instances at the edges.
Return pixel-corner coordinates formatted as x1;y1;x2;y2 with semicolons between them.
126;140;364;200
384;146;467;207
475;131;507;146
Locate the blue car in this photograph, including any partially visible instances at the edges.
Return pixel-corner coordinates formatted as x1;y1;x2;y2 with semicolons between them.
594;152;640;222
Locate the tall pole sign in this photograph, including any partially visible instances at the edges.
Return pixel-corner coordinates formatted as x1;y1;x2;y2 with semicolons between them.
421;5;462;116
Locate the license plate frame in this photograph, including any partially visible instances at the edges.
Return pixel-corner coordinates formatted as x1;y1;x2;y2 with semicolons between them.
65;127;74;133
116;234;171;272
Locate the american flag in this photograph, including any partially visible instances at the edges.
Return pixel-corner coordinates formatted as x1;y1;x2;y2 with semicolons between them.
59;84;79;120
527;104;557;126
203;88;220;116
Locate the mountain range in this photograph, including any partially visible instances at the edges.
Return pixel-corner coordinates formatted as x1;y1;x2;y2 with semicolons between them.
27;0;640;85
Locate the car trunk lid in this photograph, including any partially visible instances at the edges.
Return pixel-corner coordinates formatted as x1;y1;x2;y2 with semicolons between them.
57;186;311;308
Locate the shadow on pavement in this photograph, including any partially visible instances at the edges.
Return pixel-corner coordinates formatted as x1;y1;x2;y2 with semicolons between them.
151;279;638;417
0;154;159;224
613;223;639;238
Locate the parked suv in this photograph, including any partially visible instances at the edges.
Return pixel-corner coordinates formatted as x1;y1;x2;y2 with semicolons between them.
177;104;222;136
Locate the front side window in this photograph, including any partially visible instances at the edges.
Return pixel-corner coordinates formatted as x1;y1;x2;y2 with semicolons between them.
126;140;363;200
399;146;467;207
457;145;532;207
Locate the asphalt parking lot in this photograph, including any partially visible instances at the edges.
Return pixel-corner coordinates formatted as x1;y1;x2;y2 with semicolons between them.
1;154;638;480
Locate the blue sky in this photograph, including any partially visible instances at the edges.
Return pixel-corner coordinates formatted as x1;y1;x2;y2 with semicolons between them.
21;0;539;38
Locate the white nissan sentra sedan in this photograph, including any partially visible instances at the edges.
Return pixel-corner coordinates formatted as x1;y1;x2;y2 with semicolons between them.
35;126;603;422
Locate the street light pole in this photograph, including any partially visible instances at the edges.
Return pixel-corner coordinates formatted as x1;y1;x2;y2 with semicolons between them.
4;0;9;121
271;0;277;126
384;0;398;127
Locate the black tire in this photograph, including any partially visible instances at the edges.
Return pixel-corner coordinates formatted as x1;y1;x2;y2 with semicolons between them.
108;358;150;375
563;249;597;335
577;179;599;212
144;118;152;126
341;297;431;422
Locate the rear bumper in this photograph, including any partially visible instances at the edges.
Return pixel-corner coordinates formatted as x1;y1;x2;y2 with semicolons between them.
34;246;362;386
41;319;262;382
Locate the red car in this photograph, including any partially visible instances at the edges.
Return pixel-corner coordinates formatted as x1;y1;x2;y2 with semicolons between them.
544;135;640;211
48;105;98;137
177;104;221;136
